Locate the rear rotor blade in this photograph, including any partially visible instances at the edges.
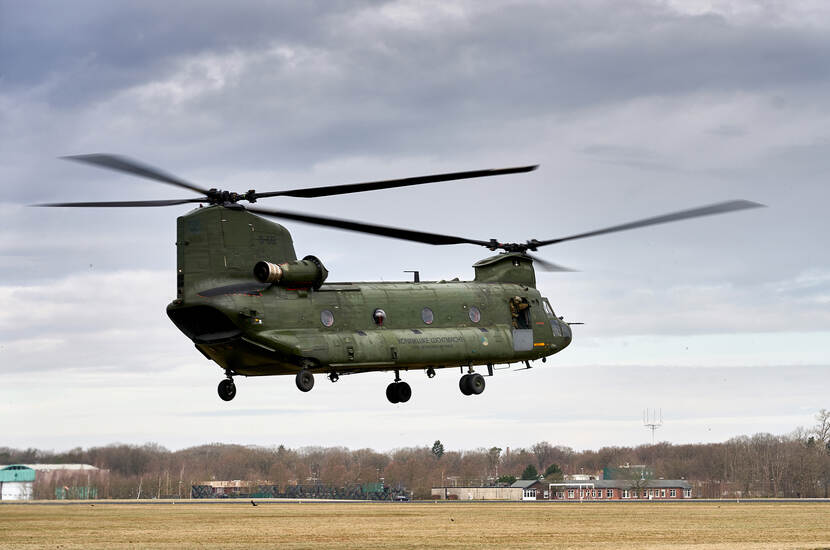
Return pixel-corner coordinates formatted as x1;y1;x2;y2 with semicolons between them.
33;198;207;207
247;206;491;247
254;165;538;199
63;154;211;195
535;200;765;247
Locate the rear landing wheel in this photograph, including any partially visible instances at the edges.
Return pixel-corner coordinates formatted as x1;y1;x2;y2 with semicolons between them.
296;369;315;392
218;378;236;401
468;373;485;395
459;374;472;396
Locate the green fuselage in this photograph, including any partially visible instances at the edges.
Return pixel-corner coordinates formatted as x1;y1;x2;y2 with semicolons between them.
166;206;571;378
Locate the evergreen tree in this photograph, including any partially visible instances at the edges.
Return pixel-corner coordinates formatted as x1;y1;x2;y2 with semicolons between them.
521;464;539;480
431;440;444;459
544;463;563;480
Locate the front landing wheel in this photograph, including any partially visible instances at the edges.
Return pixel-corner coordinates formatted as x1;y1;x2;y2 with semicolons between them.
218;379;236;401
296;369;315;392
386;382;400;404
386;381;412;404
459;373;485;396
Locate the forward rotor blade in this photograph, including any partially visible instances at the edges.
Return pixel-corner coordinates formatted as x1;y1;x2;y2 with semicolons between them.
524;253;575;272
535;200;765;247
33;198;207;207
63;154;211;195
247;206;491;247
254;165;538;199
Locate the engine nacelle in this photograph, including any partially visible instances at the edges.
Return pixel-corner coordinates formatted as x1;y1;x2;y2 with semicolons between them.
253;255;328;290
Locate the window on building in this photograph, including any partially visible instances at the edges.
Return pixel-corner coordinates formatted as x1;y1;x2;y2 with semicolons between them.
684;488;691;498
623;489;629;498
523;489;536;499
568;489;575;499
591;490;596;498
670;489;676;497
660;489;666;498
544;490;549;499
596;489;602;499
557;492;564;499
606;489;613;498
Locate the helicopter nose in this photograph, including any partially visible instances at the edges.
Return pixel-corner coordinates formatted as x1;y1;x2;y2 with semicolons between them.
560;322;573;349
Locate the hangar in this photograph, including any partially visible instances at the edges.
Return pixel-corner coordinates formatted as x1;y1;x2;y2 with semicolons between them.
0;464;103;501
0;465;35;501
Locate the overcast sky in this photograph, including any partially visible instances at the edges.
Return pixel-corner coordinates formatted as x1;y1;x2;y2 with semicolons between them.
1;0;828;454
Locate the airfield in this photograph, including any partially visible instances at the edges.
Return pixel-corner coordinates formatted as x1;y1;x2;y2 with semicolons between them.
2;501;829;549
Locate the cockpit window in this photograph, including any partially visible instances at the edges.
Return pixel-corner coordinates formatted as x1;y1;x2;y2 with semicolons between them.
542;299;556;318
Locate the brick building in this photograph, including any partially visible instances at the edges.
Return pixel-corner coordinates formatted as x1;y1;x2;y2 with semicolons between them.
515;479;692;500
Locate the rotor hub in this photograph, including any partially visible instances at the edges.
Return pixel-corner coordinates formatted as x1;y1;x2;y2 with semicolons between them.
204;188;257;206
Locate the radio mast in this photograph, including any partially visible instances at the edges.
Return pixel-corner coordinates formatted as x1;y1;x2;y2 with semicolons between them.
643;408;663;444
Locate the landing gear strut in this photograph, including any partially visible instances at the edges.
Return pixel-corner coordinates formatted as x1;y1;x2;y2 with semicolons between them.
296;369;315;392
459;373;485;396
218;377;236;401
386;370;412;404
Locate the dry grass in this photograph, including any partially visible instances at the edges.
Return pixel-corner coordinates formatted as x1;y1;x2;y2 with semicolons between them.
1;501;829;549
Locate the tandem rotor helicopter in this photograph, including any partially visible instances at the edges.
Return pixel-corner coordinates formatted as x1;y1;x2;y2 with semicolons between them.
38;155;763;404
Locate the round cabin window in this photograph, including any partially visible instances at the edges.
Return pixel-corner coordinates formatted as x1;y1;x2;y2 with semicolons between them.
468;306;481;323
372;308;387;326
421;307;434;325
320;310;335;327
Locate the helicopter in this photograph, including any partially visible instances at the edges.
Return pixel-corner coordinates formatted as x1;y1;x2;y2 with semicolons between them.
37;154;763;404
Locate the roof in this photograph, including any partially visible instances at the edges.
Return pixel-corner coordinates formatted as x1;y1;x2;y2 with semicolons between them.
547;479;691;490
0;465;36;483
432;486;521;490
510;479;543;489
0;464;99;472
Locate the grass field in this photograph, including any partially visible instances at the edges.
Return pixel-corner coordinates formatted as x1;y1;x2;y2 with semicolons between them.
1;501;829;549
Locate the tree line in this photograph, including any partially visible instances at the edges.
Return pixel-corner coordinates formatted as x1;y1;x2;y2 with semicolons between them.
2;410;827;499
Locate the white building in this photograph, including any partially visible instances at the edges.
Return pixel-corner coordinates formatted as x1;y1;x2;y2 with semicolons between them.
0;465;35;501
0;464;102;501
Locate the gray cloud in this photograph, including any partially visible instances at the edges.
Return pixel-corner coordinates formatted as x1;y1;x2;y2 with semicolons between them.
1;0;828;449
